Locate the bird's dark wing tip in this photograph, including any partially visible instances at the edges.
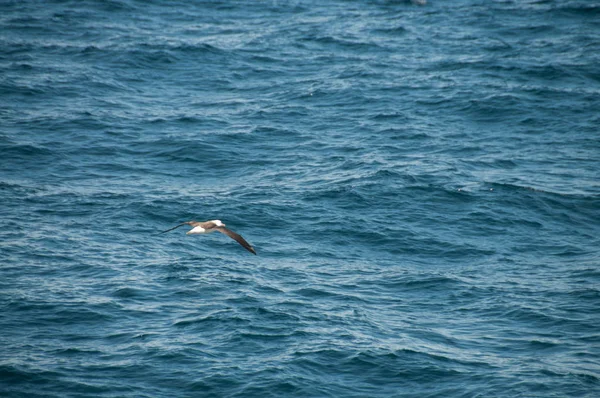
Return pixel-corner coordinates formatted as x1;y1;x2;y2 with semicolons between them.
159;222;189;235
217;227;257;255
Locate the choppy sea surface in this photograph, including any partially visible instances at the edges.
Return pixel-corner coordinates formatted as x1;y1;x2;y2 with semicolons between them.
1;1;599;397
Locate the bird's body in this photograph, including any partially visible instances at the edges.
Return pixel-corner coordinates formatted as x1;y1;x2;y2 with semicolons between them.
160;220;256;255
188;225;210;234
186;220;223;235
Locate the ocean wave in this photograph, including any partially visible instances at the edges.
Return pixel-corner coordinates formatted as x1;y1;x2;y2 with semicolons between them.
2;0;599;397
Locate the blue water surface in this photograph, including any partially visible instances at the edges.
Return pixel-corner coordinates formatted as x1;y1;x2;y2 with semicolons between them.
1;0;599;397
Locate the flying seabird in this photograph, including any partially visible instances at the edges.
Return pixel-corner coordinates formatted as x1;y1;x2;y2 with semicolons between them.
160;220;256;255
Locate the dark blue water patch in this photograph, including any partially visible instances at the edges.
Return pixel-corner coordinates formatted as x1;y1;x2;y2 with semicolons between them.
0;365;65;397
173;310;250;330
288;347;478;395
556;3;600;17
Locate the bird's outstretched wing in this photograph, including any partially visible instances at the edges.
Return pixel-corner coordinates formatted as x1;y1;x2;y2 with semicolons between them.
159;222;191;234
215;227;257;255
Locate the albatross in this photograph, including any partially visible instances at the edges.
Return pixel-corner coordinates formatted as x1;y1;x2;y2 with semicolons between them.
160;220;256;255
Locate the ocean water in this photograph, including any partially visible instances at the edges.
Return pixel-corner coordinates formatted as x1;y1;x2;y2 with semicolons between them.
1;0;599;396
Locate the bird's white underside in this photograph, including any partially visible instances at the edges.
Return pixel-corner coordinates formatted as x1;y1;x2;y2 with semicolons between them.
187;226;210;234
186;220;223;235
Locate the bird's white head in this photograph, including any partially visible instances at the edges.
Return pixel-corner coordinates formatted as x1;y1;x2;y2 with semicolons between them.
213;220;225;227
